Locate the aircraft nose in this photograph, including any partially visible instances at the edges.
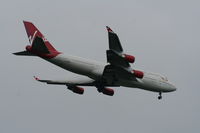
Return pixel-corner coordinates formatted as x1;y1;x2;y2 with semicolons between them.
169;84;177;92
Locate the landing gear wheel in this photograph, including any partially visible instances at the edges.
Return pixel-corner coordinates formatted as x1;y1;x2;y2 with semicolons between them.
158;92;162;100
158;95;162;100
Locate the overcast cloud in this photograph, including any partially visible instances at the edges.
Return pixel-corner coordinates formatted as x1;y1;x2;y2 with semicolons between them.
0;0;200;133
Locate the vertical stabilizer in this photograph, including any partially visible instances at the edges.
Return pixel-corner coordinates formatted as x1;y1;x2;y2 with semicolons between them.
13;21;61;58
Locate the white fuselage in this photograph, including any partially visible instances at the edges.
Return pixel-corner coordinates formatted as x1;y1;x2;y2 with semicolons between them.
46;54;176;93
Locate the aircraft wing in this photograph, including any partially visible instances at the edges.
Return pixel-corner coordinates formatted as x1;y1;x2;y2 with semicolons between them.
103;27;139;83
106;26;123;52
34;76;95;86
106;49;130;68
106;26;132;68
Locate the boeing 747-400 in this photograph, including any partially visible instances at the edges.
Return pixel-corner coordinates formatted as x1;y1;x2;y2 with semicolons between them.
14;21;176;99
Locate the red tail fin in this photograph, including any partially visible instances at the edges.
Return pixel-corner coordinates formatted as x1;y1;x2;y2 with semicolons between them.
23;21;44;44
23;21;59;53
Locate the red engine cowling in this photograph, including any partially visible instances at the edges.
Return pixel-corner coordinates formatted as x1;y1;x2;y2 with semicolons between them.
133;70;144;79
26;45;32;52
68;86;84;95
123;54;135;63
102;88;114;96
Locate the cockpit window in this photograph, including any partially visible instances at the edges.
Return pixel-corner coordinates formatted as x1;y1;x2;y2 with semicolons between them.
161;76;168;81
147;72;168;81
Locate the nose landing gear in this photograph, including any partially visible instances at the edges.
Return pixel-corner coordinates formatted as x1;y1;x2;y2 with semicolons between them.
158;92;162;100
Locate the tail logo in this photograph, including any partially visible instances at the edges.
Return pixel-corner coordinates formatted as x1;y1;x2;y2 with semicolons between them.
29;30;47;44
29;30;37;44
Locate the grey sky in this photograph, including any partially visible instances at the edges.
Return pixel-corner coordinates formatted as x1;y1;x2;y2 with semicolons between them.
0;0;200;132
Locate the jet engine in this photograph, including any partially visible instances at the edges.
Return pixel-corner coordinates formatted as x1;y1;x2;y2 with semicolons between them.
102;88;114;96
123;54;135;63
67;86;84;95
133;70;144;79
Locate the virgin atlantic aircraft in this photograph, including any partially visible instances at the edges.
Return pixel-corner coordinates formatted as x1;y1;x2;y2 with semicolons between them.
14;21;176;99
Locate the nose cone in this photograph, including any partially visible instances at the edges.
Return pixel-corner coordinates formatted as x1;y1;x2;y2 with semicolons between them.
169;84;177;92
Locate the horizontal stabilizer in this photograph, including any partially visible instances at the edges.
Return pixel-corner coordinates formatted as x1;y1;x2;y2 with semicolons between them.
13;51;36;56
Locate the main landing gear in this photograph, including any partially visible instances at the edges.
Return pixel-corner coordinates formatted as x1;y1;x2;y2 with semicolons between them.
158;92;162;100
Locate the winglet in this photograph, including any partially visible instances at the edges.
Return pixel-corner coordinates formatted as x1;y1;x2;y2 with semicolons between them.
33;76;50;83
33;76;40;81
106;26;114;33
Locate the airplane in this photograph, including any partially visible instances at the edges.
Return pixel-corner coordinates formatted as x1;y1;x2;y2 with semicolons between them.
13;21;177;99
